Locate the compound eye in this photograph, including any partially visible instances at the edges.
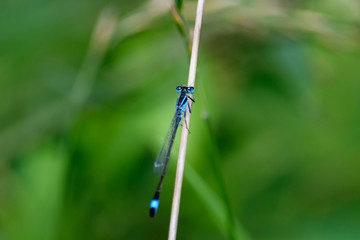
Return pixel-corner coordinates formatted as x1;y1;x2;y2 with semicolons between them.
176;86;182;93
187;87;195;93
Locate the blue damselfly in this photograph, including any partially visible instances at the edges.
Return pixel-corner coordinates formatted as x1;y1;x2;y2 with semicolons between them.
149;86;195;217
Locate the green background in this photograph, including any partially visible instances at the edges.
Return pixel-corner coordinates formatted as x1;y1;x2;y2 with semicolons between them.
1;0;360;239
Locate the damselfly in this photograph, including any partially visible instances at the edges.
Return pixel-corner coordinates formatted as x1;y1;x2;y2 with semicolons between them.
149;86;195;217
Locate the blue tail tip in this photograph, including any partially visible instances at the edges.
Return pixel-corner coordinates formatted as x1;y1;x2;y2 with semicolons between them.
150;199;159;217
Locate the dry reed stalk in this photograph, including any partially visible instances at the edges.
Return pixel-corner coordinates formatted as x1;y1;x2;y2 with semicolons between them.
168;0;205;239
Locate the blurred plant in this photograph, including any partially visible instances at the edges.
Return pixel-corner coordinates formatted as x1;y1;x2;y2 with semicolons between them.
170;0;192;56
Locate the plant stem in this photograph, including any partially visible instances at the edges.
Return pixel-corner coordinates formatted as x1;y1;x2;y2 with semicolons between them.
168;0;205;239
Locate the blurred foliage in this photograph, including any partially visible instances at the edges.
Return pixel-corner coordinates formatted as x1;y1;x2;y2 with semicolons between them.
1;0;360;239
